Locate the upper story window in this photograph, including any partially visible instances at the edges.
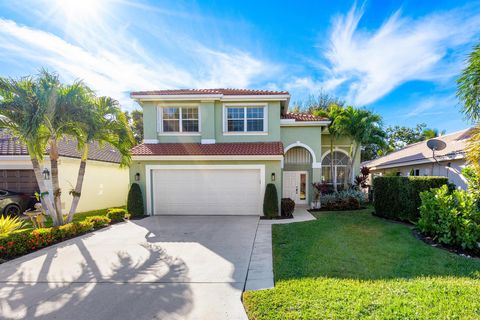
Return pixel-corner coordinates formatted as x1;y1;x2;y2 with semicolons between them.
225;105;266;133
160;107;199;133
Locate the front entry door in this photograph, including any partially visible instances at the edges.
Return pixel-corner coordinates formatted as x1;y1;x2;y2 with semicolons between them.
283;171;308;204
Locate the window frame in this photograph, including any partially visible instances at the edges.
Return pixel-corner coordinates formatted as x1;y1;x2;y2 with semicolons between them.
320;150;351;186
223;103;268;135
157;104;201;135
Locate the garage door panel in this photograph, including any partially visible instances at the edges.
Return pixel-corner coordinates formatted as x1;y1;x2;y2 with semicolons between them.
0;170;38;195
152;168;262;215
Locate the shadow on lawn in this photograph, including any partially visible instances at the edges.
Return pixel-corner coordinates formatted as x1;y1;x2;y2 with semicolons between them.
272;210;480;281
0;226;193;319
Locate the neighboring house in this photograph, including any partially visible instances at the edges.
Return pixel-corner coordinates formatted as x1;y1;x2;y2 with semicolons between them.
363;128;473;189
130;89;360;215
0;131;129;213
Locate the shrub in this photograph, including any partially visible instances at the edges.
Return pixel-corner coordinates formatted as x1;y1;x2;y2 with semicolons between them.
417;185;480;251
85;215;111;229
281;198;295;217
319;190;365;211
0;220;95;259
0;215;27;236
107;208;127;223
127;183;144;217
373;176;448;222
263;183;279;218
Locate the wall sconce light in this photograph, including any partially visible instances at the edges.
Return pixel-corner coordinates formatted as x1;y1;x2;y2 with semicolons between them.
42;168;50;180
271;172;276;181
135;173;140;181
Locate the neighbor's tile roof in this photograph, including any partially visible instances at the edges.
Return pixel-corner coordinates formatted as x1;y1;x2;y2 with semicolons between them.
364;128;473;169
0;131;122;163
281;112;329;122
131;88;289;96
132;142;284;156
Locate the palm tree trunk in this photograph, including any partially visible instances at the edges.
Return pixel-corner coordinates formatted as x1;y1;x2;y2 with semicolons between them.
350;143;359;185
30;156;59;226
344;143;354;189
66;145;88;223
49;138;63;225
330;139;337;192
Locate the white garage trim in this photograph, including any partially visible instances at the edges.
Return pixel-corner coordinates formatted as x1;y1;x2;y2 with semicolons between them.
145;164;265;215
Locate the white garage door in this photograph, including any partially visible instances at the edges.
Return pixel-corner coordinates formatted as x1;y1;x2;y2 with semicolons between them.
151;167;263;215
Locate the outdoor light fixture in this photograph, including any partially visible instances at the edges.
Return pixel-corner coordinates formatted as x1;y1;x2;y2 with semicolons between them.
271;172;276;181
42;168;50;180
135;173;140;181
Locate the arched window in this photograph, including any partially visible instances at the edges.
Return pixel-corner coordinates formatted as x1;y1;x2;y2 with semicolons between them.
285;147;312;165
321;151;350;186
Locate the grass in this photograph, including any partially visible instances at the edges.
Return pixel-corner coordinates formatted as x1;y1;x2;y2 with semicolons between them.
26;207;124;228
243;208;480;319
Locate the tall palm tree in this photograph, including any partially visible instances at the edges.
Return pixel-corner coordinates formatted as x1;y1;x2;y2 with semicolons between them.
0;76;59;224
422;128;446;140
65;96;134;223
314;104;343;192
334;106;385;188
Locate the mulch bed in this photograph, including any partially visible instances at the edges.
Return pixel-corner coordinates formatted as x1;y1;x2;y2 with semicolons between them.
260;215;293;220
308;206;367;213
412;229;479;259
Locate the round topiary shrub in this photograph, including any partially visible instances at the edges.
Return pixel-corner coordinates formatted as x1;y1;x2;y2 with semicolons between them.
263;183;279;219
127;183;144;217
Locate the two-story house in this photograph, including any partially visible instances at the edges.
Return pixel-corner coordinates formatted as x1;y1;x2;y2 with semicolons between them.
129;89;360;216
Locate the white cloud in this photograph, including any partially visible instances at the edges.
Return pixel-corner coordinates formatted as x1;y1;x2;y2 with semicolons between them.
320;4;480;105
405;94;457;118
0;18;276;109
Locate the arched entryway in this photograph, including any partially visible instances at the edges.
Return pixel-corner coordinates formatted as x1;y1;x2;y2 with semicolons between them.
321;150;350;187
283;146;313;204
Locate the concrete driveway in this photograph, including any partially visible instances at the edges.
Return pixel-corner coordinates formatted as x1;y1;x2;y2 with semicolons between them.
0;216;259;320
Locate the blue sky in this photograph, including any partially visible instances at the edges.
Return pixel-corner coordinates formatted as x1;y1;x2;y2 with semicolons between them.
0;0;479;132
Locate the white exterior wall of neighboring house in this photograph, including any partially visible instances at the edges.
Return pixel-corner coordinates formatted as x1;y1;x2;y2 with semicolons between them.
0;156;129;213
58;157;129;212
371;159;468;190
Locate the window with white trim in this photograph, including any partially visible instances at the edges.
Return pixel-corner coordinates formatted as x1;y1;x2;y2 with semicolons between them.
161;107;199;133
225;106;266;133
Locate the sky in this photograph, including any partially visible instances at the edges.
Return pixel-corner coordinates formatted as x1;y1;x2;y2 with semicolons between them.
0;0;479;133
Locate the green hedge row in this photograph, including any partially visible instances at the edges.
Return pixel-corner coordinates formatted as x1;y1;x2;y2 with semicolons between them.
373;176;449;222
0;214;117;260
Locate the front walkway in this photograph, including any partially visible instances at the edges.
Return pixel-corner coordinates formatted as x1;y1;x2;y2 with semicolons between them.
0;216;259;320
244;206;316;291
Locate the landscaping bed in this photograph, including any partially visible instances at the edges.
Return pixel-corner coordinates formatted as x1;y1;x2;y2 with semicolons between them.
0;208;130;262
243;208;480;319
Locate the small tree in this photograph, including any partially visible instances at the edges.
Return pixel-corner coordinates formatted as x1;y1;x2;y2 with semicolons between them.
263;183;279;218
127;183;144;217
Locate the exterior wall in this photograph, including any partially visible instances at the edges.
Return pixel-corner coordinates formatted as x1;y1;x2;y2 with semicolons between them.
129;159;282;215
140;100;281;143
369;159;468;190
0;156;129;213
58;158;129;212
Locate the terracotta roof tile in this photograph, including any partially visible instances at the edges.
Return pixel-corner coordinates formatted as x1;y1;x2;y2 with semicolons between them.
364;128;473;169
281;112;329;122
132;142;284;156
131;88;289;96
0;131;122;163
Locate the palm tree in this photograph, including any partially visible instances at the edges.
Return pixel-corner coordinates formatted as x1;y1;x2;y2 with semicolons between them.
422;128;445;140
314;104;343;192
334;106;385;188
0;75;59;224
65;96;134;223
458;43;480;173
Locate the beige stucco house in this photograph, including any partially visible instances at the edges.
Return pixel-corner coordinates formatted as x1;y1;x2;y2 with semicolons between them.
364;128;473;189
0;131;129;213
129;88;360;216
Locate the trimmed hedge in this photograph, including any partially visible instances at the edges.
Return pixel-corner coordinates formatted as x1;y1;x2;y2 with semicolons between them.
373;176;448;222
263;183;279;219
107;208;127;222
0;220;94;259
127;183;144;217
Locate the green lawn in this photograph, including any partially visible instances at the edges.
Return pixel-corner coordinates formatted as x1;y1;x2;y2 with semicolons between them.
27;207;124;228
243;208;480;319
